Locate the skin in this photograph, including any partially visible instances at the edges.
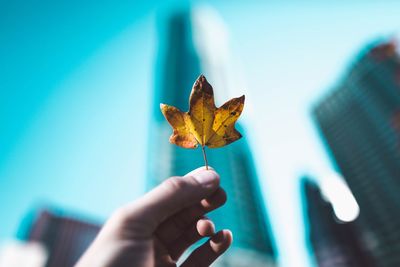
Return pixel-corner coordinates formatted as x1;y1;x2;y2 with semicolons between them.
76;167;232;267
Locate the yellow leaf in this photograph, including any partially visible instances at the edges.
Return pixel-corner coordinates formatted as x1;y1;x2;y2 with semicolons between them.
160;75;245;149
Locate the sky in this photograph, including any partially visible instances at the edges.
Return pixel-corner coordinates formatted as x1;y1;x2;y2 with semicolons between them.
1;1;400;267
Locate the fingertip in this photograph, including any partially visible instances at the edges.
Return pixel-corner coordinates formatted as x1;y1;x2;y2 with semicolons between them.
222;229;233;245
185;166;216;176
199;165;215;171
210;230;233;254
180;229;233;267
197;218;215;237
187;169;220;188
207;165;215;171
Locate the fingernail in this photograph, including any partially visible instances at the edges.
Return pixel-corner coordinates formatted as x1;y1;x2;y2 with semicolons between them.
185;166;215;177
191;170;219;187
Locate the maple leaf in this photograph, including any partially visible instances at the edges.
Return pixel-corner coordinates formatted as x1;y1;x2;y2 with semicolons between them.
160;75;245;167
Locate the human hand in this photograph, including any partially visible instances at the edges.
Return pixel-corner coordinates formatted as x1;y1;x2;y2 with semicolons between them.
76;167;232;267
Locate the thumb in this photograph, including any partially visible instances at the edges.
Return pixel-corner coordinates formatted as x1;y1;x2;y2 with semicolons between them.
124;167;220;233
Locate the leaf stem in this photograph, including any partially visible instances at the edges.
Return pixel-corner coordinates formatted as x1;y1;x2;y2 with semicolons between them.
201;145;209;170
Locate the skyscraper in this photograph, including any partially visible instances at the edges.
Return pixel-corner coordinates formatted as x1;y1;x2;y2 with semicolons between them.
313;40;400;267
301;177;374;267
147;8;276;266
18;208;100;267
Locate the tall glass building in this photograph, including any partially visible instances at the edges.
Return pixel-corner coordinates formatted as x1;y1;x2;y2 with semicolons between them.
313;40;400;267
147;8;276;266
301;177;374;267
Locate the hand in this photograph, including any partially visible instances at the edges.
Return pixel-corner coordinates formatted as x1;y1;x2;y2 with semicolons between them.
76;167;232;267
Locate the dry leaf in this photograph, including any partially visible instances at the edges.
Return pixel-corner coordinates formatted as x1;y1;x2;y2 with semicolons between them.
160;75;245;149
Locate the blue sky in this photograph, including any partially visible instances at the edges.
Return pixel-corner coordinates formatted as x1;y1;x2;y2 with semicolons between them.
1;1;400;267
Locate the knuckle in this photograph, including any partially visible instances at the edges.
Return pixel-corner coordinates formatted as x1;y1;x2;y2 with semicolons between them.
108;205;153;239
162;176;188;193
110;206;131;225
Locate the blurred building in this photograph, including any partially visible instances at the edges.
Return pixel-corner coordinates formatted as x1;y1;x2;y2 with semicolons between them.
313;40;400;267
148;8;276;266
301;177;374;267
17;209;100;267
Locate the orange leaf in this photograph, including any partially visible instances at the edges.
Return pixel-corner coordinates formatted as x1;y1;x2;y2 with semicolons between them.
160;75;245;149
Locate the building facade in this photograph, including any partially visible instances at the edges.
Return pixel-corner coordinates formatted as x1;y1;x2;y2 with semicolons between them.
313;40;400;267
301;178;374;267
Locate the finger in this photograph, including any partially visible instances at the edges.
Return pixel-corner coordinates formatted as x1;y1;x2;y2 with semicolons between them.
180;230;233;267
184;166;213;175
197;218;215;236
168;218;215;261
156;187;226;245
122;167;220;234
